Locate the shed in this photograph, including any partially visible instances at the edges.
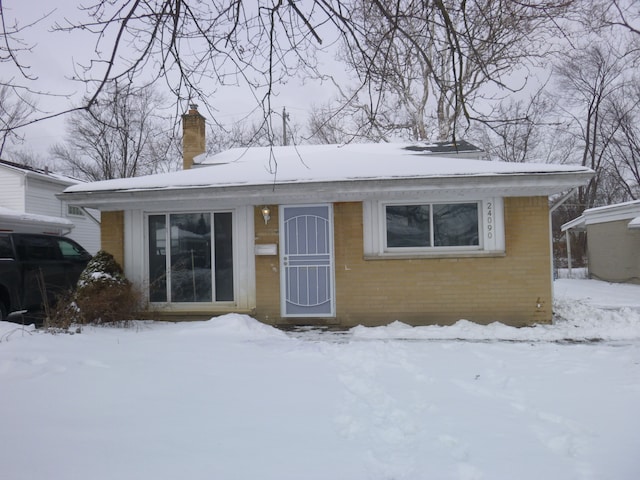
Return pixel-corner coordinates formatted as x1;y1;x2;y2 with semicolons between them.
562;200;640;284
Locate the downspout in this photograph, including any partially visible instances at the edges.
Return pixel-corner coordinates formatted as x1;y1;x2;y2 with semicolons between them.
21;170;28;213
549;188;577;301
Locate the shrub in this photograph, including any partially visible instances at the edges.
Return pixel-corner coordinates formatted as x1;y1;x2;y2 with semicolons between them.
47;251;143;328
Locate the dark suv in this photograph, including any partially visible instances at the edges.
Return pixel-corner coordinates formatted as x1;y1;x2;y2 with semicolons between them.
0;233;92;322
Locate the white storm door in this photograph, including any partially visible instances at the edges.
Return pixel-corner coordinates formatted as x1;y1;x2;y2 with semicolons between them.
280;205;335;317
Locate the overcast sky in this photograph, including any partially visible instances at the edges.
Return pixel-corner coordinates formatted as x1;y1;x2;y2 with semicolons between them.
2;1;344;161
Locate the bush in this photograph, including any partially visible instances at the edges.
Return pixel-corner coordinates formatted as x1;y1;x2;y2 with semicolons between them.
47;251;143;328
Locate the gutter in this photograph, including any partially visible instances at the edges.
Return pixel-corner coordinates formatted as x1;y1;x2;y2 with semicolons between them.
59;171;595;210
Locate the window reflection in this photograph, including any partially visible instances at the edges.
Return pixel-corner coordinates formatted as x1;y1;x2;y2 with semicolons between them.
147;212;234;303
433;203;479;246
386;205;430;247
170;213;212;302
386;203;479;248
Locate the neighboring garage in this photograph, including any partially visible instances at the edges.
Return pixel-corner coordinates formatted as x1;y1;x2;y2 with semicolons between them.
562;200;640;284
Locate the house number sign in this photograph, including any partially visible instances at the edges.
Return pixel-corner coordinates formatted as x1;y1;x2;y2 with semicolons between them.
486;201;494;240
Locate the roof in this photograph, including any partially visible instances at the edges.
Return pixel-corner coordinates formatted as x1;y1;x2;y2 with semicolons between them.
61;143;594;209
0;207;74;235
562;200;640;232
0;158;82;186
399;139;483;157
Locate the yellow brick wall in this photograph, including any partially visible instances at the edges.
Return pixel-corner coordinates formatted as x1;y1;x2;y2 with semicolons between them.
100;210;125;268
182;110;205;170
253;206;281;324
253;198;553;327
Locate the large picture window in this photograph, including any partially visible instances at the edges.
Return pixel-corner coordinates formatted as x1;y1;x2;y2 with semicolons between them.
386;203;479;249
147;212;234;303
363;198;504;257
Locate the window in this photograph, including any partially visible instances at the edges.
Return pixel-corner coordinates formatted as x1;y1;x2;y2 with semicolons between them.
57;238;90;260
363;198;504;257
14;235;58;261
67;205;84;217
0;235;15;259
147;212;234;304
386;203;479;249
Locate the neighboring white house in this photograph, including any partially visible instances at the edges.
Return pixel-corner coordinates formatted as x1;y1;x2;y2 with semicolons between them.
0;159;100;253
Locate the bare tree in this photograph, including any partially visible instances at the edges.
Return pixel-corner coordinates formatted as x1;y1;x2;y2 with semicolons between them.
603;85;640;200
1;0;575;146
51;82;178;180
0;5;46;80
306;102;352;145
318;0;573;142
470;86;560;163
207;111;302;153
589;0;640;38
553;44;632;209
0;83;37;155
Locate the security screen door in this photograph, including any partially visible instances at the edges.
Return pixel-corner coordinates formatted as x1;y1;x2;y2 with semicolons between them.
280;205;335;317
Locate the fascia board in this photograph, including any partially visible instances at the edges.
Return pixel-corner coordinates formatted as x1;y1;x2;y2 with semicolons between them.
58;171;594;211
561;215;586;232
584;204;640;225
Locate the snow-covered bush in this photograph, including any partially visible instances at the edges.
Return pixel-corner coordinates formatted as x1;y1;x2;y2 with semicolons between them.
49;251;143;327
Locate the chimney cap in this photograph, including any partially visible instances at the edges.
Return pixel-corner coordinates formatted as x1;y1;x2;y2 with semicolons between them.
189;103;198;111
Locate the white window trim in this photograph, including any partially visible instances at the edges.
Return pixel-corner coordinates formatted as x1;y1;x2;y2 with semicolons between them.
125;206;255;312
67;205;84;217
363;197;505;258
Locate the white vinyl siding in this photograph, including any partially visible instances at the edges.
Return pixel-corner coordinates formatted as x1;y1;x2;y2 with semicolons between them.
0;166;100;253
25;177;67;217
0;167;26;211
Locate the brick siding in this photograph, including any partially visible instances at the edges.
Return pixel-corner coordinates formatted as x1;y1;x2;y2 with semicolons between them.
253;198;552;327
100;210;125;268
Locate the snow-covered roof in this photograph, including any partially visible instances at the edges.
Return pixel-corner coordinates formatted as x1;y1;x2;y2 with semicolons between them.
61;143;593;209
0;158;82;186
562;200;640;231
0;207;74;234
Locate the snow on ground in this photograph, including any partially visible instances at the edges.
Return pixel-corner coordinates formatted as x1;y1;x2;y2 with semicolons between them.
1;278;640;480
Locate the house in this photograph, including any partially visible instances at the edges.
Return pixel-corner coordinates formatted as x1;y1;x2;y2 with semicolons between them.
59;106;593;327
0;159;101;253
562;200;640;284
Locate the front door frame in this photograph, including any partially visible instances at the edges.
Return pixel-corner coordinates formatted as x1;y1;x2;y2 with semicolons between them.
279;204;336;318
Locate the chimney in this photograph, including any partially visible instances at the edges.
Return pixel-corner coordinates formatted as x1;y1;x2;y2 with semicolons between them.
182;104;206;170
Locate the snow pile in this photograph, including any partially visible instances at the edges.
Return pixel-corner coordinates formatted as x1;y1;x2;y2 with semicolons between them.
0;322;36;342
554;278;640;309
351;279;640;342
350;303;640;343
176;313;289;341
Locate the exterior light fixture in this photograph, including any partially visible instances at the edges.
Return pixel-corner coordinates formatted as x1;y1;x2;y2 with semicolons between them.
261;206;271;224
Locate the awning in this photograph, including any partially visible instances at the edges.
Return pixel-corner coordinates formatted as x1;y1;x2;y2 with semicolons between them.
561;215;586;232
